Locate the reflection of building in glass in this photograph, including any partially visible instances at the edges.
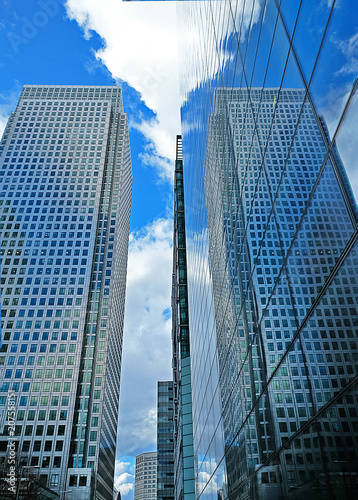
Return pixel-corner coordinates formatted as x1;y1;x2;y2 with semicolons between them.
172;136;195;500
178;2;358;498
0;85;132;500
134;452;157;500
204;86;358;499
157;381;175;500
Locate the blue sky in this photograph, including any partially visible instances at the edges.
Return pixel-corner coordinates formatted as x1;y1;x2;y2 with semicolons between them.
0;0;179;497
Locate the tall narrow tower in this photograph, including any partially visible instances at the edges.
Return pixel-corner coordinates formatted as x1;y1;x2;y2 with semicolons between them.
0;85;132;500
171;136;195;500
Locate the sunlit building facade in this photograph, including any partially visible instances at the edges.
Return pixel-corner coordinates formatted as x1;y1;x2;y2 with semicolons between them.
0;85;132;500
134;452;157;500
178;1;358;499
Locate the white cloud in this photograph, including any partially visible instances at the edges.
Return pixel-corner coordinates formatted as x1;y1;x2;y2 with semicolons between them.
198;471;218;495
134;119;175;184
65;0;180;181
177;0;262;104
196;457;228;497
114;460;136;498
0;116;8;140
197;459;219;495
0;84;22;139
114;461;135;497
63;0;263;184
115;460;132;476
116;479;134;498
117;217;173;457
334;32;358;77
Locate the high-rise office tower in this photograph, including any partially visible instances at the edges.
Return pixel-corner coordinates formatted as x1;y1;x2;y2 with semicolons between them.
157;381;175;500
172;136;195;500
0;85;132;500
134;452;157;500
178;1;358;499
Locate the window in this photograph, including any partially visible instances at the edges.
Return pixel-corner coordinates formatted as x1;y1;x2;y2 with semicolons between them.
55;441;63;451
88;446;96;457
69;475;77;487
47;425;54;436
50;474;59;487
36;425;44;436
79;475;87;487
25;425;33;436
22;441;30;452
44;441;52;452
33;441;41;452
62;396;69;406
38;410;46;420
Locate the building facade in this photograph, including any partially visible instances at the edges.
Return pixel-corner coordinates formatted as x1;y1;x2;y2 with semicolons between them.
0;85;132;499
157;381;175;500
178;1;358;499
134;452;157;500
172;136;195;500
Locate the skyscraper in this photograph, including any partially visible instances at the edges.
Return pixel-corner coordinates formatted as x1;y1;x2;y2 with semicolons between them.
157;381;175;500
134;452;157;500
177;1;358;499
172;136;195;500
0;85;132;500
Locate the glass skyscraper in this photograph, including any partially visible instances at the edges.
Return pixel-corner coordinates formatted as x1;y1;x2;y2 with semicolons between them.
178;1;358;499
157;381;175;500
0;85;132;499
172;136;195;500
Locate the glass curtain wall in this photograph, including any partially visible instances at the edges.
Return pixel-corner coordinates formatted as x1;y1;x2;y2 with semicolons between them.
157;381;175;500
178;1;358;499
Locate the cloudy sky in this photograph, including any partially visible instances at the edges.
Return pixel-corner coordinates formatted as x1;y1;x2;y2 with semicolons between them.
64;1;181;497
0;0;180;497
63;2;181;496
